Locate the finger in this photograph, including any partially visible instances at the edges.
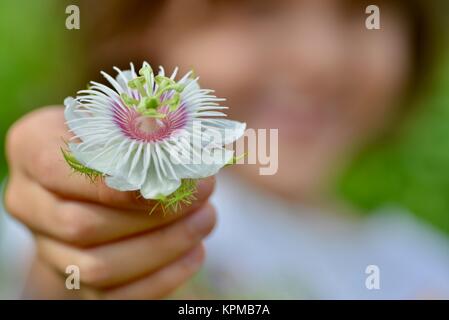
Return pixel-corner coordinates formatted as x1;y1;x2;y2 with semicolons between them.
104;245;205;300
11;106;215;210
36;203;216;288
76;245;205;300
6;173;209;246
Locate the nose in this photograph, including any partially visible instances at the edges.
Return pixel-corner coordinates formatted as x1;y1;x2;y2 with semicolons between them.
267;5;348;95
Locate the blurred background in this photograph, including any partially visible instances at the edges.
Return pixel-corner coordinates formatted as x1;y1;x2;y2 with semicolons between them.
1;0;449;299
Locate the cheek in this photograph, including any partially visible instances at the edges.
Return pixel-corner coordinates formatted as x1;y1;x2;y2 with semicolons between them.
347;21;411;133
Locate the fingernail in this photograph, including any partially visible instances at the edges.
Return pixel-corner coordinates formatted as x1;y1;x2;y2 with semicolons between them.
182;246;204;267
187;206;214;235
196;177;215;200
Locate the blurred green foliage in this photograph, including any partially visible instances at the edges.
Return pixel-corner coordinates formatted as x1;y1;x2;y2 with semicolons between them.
0;0;84;289
0;0;84;178
338;47;449;235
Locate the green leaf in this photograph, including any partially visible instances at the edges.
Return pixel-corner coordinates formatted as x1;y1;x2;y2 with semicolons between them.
61;148;103;182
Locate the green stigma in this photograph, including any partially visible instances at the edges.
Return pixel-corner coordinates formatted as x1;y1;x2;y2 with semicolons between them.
121;65;186;119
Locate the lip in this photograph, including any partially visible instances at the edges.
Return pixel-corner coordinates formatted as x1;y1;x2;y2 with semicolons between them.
255;101;339;141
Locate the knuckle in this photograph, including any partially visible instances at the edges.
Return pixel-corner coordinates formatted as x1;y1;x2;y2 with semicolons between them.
3;181;22;219
157;248;205;299
34;149;56;185
198;176;216;199
182;247;205;273
78;253;110;287
60;204;96;244
206;204;217;229
124;192;149;209
181;222;200;244
199;204;217;234
122;189;153;208
182;205;217;244
98;182;153;209
5;122;22;162
5;106;61;166
95;183;111;204
96;182;124;205
80;288;105;300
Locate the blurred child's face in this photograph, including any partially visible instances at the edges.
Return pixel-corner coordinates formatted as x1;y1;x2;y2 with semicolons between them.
142;0;412;201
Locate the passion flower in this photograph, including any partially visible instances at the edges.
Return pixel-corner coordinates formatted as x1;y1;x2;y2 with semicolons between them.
63;62;245;210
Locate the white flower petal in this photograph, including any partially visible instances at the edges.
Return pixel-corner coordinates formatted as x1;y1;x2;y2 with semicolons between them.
64;97;91;138
64;62;246;199
68;143;119;176
114;68;136;92
200;119;246;145
140;166;181;199
105;176;139;191
171;147;234;179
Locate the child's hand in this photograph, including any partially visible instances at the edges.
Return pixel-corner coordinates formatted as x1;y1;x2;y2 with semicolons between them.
4;106;216;299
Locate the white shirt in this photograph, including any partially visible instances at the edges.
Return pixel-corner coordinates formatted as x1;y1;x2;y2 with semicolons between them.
205;173;449;299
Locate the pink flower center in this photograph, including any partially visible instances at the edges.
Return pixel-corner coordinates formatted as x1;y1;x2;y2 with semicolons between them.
113;102;188;143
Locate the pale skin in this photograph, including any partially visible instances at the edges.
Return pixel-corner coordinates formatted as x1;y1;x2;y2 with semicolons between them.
5;106;216;299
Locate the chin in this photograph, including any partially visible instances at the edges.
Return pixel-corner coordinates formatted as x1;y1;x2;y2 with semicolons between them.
237;163;326;204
